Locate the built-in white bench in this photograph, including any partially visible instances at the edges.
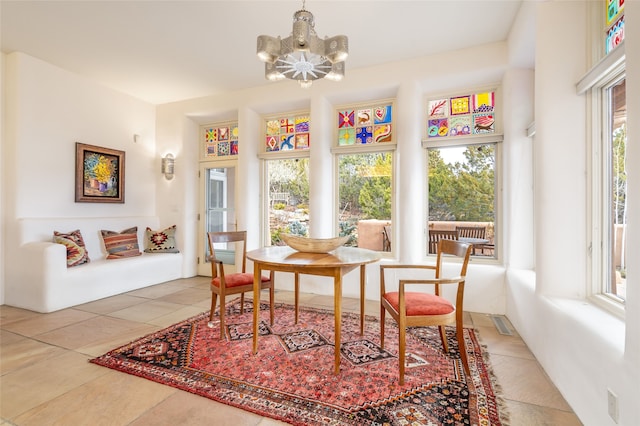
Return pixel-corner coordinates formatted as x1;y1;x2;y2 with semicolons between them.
5;216;184;313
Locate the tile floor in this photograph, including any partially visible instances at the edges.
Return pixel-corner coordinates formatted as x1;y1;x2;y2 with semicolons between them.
1;276;582;425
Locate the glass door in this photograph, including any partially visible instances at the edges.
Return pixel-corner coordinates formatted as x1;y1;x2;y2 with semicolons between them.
198;163;236;276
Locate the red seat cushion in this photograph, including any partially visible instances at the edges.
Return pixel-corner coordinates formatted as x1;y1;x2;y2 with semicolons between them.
383;292;454;316
212;273;270;288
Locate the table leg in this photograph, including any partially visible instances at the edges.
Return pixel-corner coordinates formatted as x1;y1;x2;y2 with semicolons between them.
294;272;300;324
252;264;261;354
360;264;365;335
333;270;342;374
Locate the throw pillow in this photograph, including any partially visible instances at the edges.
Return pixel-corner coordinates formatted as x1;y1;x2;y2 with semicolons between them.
144;225;180;253
101;227;142;259
53;229;90;267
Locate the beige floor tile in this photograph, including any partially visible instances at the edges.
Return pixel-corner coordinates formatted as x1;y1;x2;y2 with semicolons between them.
0;350;109;420
74;294;149;314
155;287;211;305
0;329;26;345
504;400;583;426
75;322;161;357
107;300;189;323
126;280;187;299
0;306;43;327
0;335;66;374
490;353;573;411
475;325;536;360
34;315;154;350
129;389;268;426
147;305;208;328
13;370;177;426
1;308;97;338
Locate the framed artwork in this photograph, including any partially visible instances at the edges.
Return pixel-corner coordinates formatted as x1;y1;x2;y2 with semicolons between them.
75;142;125;203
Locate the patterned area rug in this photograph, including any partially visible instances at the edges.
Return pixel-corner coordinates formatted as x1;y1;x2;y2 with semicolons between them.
91;299;508;425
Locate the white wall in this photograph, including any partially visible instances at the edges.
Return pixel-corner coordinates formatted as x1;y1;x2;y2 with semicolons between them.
1;52;191;299
506;2;640;425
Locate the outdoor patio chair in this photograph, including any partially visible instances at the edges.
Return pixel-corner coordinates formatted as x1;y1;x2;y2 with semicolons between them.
380;239;473;384
207;231;275;339
428;229;459;254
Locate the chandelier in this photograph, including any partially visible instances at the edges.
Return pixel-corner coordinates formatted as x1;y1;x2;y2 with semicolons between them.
256;1;348;88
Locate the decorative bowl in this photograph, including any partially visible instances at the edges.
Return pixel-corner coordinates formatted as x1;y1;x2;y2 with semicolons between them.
280;233;349;253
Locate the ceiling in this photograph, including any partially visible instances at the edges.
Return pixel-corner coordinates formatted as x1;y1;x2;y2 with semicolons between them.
1;0;524;105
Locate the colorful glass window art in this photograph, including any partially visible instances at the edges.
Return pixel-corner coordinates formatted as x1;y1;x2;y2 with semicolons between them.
264;114;310;152
203;122;239;158
337;102;393;146
427;91;495;138
605;0;624;55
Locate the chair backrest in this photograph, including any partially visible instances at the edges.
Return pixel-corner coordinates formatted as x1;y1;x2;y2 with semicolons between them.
455;226;486;239
428;229;458;254
207;231;247;275
435;239;473;284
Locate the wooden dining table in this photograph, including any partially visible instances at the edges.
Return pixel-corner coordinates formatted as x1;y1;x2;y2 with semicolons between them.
247;245;381;374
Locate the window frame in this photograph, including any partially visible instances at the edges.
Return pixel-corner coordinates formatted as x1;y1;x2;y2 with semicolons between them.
331;99;396;254
423;87;503;262
259;110;312;247
584;61;626;317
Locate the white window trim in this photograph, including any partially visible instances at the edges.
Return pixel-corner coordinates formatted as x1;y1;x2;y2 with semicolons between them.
581;47;626;318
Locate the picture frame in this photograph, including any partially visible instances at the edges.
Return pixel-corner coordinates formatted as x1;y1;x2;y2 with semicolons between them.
75;142;125;203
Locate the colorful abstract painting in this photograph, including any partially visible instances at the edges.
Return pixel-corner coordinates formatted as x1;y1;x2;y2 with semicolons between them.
450;96;470;116
280;118;295;134
374;105;392;124
356;126;373;144
374;124;392;143
263;113;311;151
203;122;239;158
428;119;449;137
606;16;624;54
295;133;310;149
472;93;495;113
338;128;355;145
280;134;295;150
357;109;372;126
266;120;280;136
473;113;495;134
339;110;355;128
607;0;624;26
449;116;472;136
295;116;310;133
428;99;449;118
266;136;279;152
428;91;495;138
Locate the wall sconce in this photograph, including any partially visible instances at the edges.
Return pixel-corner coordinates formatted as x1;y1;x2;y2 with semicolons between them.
161;153;175;180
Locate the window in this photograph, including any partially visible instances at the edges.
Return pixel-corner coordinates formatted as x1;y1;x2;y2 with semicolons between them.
590;73;627;307
334;101;395;253
266;158;310;245
581;1;627;312
425;90;500;258
261;111;311;246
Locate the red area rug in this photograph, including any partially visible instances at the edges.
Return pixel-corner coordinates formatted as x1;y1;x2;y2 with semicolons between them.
91;299;508;425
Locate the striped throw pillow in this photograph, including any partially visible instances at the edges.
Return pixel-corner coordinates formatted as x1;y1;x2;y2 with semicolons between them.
101;227;141;259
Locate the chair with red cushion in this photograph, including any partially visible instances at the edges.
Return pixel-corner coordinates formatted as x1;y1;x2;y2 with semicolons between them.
380;239;473;384
207;231;274;339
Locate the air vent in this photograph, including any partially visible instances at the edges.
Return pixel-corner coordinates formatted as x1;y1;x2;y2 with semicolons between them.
490;315;513;336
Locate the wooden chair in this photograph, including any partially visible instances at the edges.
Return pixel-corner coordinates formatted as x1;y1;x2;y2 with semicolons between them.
380;239;473;384
428;229;458;254
207;231;274;339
